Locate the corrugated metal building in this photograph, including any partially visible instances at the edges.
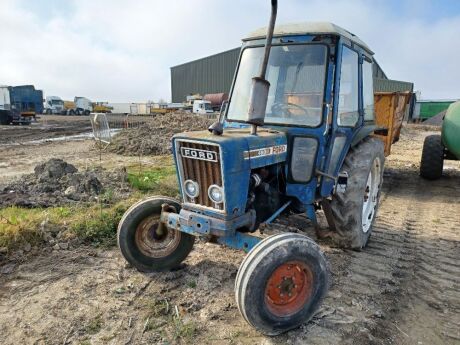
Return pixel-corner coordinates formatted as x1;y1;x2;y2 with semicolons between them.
171;48;240;103
171;47;413;102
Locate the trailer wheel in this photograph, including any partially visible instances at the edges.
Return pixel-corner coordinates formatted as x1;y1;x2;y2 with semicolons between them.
235;233;329;336
117;196;194;272
420;135;444;180
330;137;385;249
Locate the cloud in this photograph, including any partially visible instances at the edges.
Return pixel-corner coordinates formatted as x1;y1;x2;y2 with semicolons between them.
0;0;459;101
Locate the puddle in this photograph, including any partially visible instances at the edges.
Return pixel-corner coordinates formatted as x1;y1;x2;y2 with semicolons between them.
0;129;121;147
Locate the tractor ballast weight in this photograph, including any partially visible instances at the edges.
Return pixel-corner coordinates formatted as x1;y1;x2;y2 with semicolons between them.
119;2;388;335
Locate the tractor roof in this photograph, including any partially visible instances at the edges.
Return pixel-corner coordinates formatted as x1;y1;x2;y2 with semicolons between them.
244;22;373;54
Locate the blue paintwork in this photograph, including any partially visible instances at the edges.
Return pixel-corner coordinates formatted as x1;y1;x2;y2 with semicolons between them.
9;85;44;114
169;32;376;251
263;201;291;224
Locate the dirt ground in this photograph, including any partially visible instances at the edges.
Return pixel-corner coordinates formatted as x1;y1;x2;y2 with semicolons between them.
0;115;168;183
0;123;459;345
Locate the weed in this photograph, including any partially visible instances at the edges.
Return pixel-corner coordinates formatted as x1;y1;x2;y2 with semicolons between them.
147;298;170;317
85;314;103;335
171;317;198;342
187;280;197;289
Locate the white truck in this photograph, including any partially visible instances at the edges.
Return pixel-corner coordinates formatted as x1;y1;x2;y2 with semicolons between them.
192;100;214;114
0;86;12;125
74;97;92;115
44;96;65;115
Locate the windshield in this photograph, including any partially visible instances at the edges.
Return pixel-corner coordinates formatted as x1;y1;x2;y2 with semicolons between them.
51;100;63;105
205;103;213;111
227;44;328;127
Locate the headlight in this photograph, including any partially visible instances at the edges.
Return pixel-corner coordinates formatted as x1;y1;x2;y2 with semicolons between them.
184;180;199;198
208;185;224;204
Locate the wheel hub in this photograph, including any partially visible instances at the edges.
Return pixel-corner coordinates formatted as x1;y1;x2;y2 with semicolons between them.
265;261;313;317
362;157;381;233
134;215;181;258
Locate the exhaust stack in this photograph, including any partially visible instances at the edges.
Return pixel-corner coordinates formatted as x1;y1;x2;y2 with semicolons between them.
247;0;278;135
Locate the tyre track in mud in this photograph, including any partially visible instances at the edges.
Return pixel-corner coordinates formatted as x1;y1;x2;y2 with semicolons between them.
282;166;460;345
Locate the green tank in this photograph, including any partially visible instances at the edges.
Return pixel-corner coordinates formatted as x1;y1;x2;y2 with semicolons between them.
442;101;460;159
420;100;460;179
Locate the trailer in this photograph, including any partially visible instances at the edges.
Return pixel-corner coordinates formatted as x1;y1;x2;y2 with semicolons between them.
0;85;42;125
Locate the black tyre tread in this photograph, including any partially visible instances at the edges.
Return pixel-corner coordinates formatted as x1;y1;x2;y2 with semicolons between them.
235;233;300;323
117;196;194;272
420;135;444;180
330;137;385;249
235;233;330;335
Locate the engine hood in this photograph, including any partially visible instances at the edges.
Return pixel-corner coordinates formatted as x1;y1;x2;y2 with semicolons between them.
173;128;288;171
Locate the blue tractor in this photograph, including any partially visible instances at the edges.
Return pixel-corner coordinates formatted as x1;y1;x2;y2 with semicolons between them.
118;1;385;335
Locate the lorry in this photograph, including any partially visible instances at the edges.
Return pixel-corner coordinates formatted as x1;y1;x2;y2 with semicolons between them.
420;101;460;179
0;85;43;125
44;96;65;114
192;99;214;114
118;0;405;335
63;97;93;115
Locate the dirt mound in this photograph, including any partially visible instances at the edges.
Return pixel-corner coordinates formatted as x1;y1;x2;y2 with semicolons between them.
0;159;130;208
423;110;446;126
108;112;215;156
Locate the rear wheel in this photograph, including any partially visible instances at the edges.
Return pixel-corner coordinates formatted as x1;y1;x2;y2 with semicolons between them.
420;135;444;180
330;137;385;249
235;233;329;335
84;110;91;115
117;196;194;272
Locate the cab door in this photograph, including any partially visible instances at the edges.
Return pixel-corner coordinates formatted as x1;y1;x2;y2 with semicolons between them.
320;42;362;197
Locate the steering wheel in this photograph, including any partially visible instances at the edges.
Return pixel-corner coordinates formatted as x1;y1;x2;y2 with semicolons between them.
271;102;311;117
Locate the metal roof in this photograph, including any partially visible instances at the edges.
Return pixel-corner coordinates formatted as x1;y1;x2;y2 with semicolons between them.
244;22;373;54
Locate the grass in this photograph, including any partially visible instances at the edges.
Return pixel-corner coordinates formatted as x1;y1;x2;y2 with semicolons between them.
127;166;177;193
0;165;179;253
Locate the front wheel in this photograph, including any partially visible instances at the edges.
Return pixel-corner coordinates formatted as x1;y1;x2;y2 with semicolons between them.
117;196;194;272
235;233;330;335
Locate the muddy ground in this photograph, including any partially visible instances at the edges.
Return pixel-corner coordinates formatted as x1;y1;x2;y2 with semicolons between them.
0;122;459;345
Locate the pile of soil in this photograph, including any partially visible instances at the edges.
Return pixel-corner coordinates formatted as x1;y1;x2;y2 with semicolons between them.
0;159;130;208
108;112;215;156
423;110;446;126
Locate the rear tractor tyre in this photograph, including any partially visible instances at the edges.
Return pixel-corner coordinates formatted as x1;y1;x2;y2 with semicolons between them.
330;137;385;249
235;233;330;336
420;135;444;180
117;196;194;272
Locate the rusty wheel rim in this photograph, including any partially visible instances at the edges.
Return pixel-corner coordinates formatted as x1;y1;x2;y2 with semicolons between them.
264;261;313;317
134;215;181;258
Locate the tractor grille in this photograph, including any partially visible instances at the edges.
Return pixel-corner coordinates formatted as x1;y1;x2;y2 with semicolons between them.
177;140;223;210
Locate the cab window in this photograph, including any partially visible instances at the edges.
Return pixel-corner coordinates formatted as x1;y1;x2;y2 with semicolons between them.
337;46;358;126
363;60;374;121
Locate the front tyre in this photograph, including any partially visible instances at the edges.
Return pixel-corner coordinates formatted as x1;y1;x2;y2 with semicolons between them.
235;233;330;336
330;137;385;249
117;196;194;272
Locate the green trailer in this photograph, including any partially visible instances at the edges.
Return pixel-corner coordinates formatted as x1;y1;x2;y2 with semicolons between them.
420;101;460;179
418;100;455;121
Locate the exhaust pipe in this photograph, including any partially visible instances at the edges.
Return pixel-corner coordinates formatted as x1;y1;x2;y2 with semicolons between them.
247;0;278;135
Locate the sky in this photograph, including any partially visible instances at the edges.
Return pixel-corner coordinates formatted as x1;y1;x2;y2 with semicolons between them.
0;0;459;102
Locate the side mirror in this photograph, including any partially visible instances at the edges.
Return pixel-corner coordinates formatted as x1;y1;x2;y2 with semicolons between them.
246;76;270;126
